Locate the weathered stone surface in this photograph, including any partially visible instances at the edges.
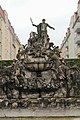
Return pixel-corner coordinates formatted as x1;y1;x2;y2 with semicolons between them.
0;118;79;120
0;19;80;119
0;108;80;117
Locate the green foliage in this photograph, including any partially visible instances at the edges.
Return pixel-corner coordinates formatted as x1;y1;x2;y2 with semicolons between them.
0;60;13;67
0;59;80;68
64;58;80;67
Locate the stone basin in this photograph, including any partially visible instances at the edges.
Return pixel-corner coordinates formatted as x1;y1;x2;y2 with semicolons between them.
25;61;53;72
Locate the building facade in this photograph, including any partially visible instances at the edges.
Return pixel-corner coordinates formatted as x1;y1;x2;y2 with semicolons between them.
0;6;21;60
60;0;80;58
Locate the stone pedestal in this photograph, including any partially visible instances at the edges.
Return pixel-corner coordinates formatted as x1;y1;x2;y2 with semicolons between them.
0;118;80;120
0;108;80;120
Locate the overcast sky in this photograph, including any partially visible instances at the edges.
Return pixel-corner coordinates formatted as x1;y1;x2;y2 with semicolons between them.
0;0;78;46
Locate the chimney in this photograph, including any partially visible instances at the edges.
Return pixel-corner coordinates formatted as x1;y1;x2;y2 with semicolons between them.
74;12;78;21
67;27;70;34
66;32;68;37
78;0;80;9
78;0;80;4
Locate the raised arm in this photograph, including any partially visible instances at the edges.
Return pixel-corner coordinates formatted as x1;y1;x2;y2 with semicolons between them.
32;24;37;27
30;17;37;27
47;24;55;30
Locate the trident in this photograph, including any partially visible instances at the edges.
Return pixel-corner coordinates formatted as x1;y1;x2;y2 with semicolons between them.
30;17;33;25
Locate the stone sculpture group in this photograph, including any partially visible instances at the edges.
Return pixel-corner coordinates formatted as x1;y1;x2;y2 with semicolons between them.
0;19;80;109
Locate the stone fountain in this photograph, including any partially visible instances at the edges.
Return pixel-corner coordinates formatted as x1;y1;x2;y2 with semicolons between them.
0;19;80;119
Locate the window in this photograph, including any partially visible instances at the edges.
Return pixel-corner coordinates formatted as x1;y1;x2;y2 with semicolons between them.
77;43;80;47
78;55;80;58
66;46;68;51
66;55;69;58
